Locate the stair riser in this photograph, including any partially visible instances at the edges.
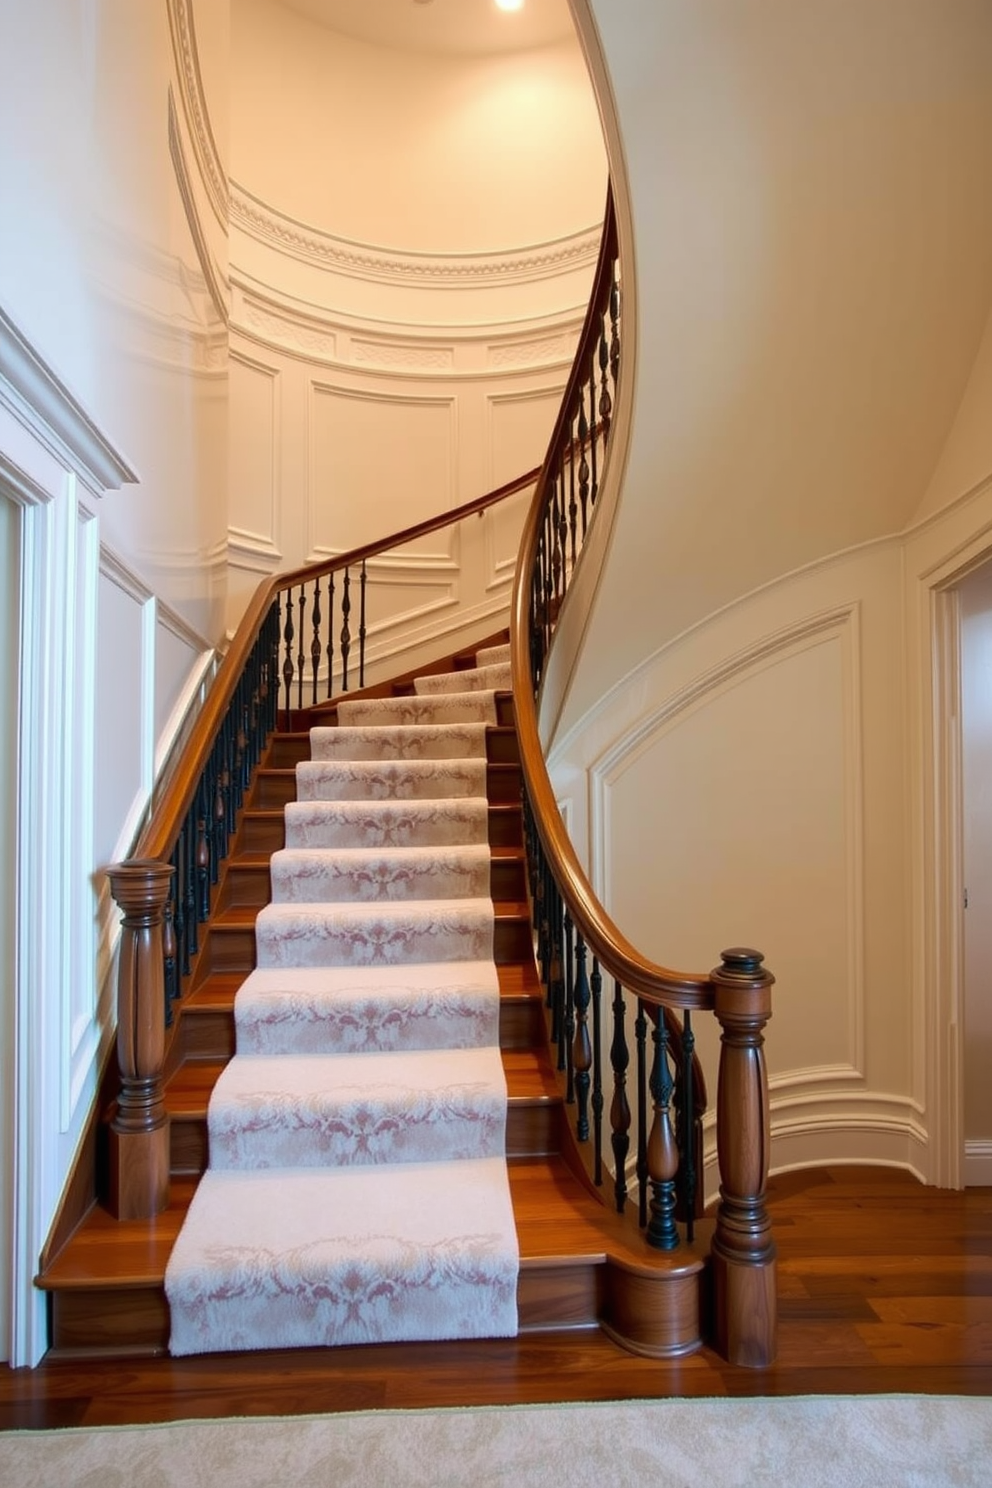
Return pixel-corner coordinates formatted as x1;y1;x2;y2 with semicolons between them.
241;804;522;855
266;728;519;770
218;857;526;911
250;764;521;810
178;991;543;1065
192;916;531;983
170;1095;561;1178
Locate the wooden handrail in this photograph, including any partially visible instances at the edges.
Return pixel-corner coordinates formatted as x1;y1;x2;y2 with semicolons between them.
509;198;714;1015
135;464;540;865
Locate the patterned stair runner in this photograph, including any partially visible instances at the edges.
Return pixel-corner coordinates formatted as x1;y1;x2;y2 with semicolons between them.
165;649;519;1354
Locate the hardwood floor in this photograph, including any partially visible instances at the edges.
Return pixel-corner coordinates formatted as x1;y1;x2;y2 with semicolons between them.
4;1166;991;1428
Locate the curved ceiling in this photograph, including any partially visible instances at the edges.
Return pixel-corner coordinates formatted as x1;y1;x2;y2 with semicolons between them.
272;0;576;56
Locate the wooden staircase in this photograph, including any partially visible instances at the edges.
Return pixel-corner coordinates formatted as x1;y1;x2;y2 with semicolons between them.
37;634;709;1361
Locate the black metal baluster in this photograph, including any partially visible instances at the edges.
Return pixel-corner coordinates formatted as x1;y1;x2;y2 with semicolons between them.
635;1000;648;1228
578;392;590;536
568;434;578;568
591;955;603;1183
679;1010;697;1242
326;572;336;698
611;979;630;1212
588;362;599;511
359;559;367;688
646;1013;679;1250
563;906;575;1104
281;589;295;721
340;567;351;692
184;810;198;958
572;934;591;1142
310;576;322;705
296;584;306;712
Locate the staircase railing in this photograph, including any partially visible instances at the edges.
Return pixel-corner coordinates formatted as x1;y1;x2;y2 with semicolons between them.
103;465;538;1222
510;186;778;1367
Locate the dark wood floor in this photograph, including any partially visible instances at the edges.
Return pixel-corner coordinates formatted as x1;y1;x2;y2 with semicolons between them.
3;1165;991;1429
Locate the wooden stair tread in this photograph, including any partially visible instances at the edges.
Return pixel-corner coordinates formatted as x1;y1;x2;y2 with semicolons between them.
165;1048;560;1116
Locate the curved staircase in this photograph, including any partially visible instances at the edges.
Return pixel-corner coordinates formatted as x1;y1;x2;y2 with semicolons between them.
38;634;707;1360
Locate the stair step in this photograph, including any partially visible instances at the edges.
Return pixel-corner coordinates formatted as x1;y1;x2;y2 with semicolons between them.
164;1044;562;1176
239;801;522;854
250;761;520;810
217;849;526;911
39;1159;707;1359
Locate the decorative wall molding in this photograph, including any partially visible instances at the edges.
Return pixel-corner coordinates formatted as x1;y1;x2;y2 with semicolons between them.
0;306;138;498
488;332;578;368
166;0;229;229
351;340;455;372
590;602;866;1083
964;1140;992;1185
168;87;229;327
230;179;601;290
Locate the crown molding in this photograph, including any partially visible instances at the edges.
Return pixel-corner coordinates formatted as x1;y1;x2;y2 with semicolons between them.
168;87;230;326
0;305;138;496
230;180;601;289
166;0;228;229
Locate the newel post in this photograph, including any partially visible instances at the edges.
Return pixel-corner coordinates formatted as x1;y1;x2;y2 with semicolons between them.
711;947;776;1367
106;859;174;1220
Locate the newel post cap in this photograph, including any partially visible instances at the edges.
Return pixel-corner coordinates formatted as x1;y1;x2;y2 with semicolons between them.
711;947;774;1023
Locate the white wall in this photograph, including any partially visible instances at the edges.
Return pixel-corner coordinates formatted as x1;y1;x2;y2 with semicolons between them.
0;495;19;1362
546;0;992;1187
0;0;230;1363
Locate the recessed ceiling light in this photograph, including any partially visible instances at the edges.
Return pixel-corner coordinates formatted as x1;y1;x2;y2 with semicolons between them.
495;0;525;12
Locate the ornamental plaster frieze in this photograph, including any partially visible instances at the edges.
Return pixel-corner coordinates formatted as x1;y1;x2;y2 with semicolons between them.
166;0;229;230
231;279;582;379
230;180;601;290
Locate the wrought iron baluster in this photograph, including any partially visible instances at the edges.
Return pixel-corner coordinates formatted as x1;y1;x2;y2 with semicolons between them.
635;1000;648;1228
578;392;590;536
591;954;603;1182
646;1012;680;1250
310;576;322;705
281;588;295;720
340;567;351;692
563;906;575;1103
326;572;335;698
572;934;591;1142
296;584;306;712
610;979;630;1212
359;559;367;688
678;1009;697;1242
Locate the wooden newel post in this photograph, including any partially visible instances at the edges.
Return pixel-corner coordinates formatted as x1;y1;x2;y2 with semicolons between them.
106;859;173;1220
711;946;776;1367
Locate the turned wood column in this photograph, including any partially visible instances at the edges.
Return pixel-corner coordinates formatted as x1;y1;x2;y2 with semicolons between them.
106;859;173;1220
711;947;776;1367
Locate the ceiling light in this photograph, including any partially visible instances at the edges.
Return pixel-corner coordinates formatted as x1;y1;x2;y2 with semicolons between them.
495;0;525;12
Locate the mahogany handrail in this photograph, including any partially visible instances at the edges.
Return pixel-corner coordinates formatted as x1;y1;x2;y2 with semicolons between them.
136;464;540;865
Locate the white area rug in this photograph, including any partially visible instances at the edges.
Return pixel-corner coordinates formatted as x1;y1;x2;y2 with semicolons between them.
166;651;519;1354
3;1396;990;1488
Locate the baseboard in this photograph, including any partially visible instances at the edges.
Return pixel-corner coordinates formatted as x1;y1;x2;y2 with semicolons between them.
964;1141;992;1186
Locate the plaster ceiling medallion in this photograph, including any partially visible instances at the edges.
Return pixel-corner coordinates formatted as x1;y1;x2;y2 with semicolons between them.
271;0;574;56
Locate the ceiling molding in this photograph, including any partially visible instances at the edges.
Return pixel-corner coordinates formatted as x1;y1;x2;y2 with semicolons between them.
166;0;229;229
230;181;601;289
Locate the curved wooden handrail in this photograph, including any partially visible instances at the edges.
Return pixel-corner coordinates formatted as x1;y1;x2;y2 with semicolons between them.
509;198;715;1015
136;463;540;864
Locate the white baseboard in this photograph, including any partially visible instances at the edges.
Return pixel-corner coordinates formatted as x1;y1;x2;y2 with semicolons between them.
964;1141;992;1186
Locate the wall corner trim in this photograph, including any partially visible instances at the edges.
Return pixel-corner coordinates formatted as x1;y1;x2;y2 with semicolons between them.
0;306;138;497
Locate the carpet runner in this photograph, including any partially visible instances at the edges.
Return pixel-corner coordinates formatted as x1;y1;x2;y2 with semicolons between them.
165;646;520;1355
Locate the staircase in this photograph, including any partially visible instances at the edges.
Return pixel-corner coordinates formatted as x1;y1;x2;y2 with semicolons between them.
37;632;709;1359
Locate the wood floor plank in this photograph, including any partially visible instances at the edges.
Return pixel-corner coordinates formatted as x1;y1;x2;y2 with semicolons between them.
9;1167;992;1426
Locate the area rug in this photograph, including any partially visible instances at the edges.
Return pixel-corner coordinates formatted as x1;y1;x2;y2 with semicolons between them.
3;1396;991;1488
165;648;520;1354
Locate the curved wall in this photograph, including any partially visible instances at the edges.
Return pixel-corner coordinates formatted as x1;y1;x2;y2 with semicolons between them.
222;0;607;665
552;0;992;1188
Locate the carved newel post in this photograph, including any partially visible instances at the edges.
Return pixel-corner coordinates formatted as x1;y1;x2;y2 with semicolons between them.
711;947;776;1367
106;860;174;1220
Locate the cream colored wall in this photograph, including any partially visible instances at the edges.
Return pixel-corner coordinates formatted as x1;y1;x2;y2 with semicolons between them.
224;0;605;653
230;0;605;253
560;0;992;736
547;0;992;1185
